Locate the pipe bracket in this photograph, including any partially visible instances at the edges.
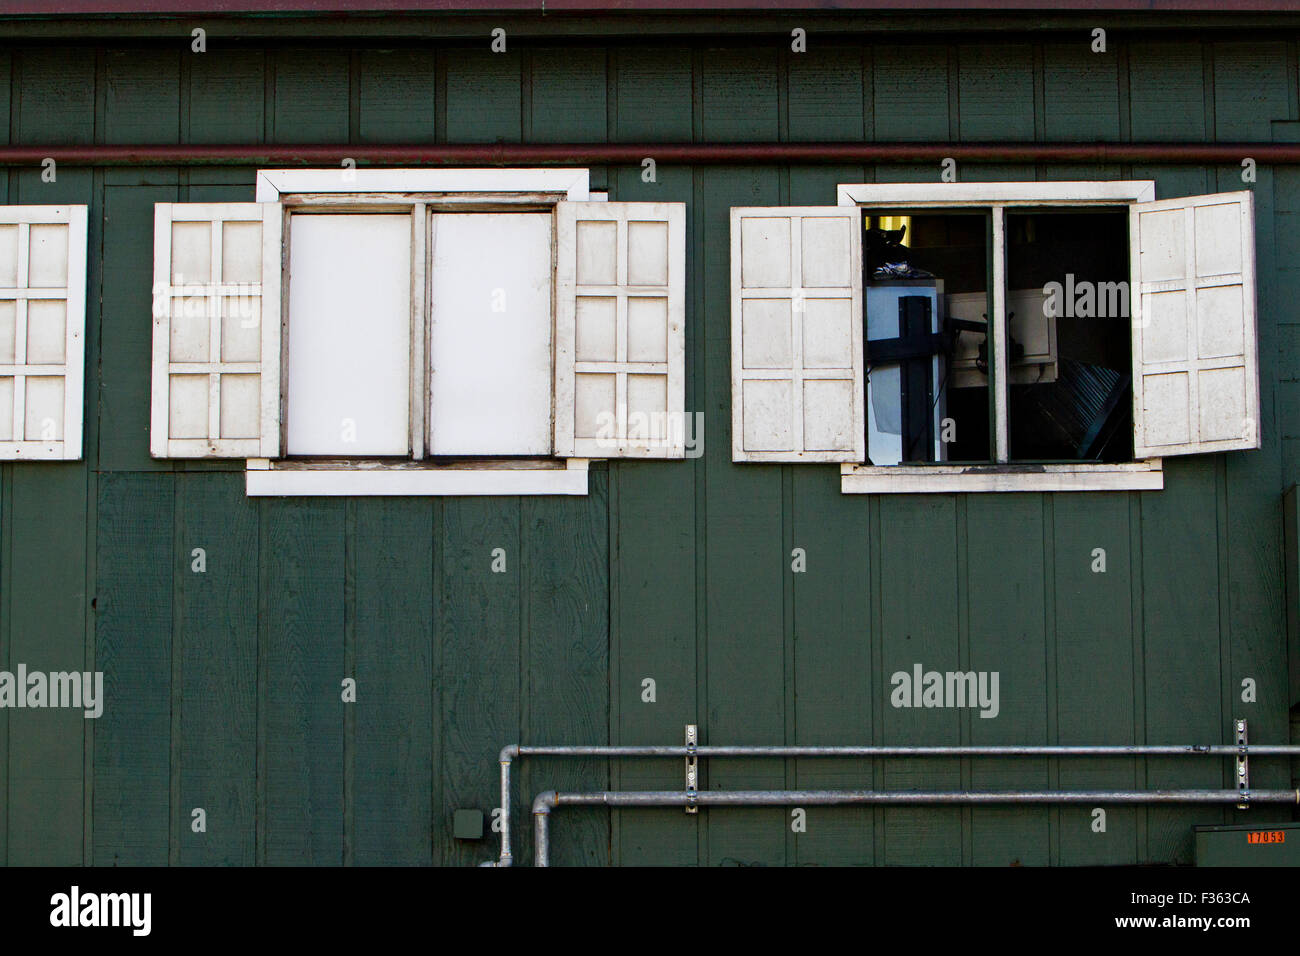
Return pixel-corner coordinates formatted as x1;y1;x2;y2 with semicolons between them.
1236;718;1249;810
685;724;699;814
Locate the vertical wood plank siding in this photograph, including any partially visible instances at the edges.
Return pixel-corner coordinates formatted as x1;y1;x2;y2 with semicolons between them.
0;28;1295;866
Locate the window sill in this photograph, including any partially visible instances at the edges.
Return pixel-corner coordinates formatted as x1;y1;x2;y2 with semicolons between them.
839;459;1163;494
244;458;589;497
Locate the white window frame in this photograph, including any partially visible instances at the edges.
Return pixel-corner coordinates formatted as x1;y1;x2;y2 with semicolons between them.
254;167;592;204
248;168;593;496
837;180;1165;494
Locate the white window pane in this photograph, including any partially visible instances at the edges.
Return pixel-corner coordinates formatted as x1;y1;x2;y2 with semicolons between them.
0;227;18;287
428;212;553;456
220;373;261;439
0;377;13;440
287;214;411;456
221;220;263;283
171;221;211;284
27;299;67;365
169;373;208;439
575;296;616;361
574;372;615;440
0;301;15;363
25;375;63;440
28;224;69;288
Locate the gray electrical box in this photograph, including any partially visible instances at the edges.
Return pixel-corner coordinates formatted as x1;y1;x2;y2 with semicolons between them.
1195;822;1300;866
453;809;484;840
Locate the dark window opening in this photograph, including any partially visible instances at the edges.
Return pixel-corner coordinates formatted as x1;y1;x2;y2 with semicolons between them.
1004;209;1133;463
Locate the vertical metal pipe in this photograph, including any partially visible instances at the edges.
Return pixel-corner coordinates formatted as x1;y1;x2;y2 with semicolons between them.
533;792;557;868
535;813;548;868
498;754;513;866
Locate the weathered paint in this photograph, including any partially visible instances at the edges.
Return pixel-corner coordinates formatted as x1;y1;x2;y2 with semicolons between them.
0;22;1297;867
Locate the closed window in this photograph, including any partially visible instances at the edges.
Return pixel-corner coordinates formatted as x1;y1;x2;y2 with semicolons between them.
150;169;687;495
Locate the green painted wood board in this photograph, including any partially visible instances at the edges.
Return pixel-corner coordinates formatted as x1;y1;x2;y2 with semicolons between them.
175;474;259;865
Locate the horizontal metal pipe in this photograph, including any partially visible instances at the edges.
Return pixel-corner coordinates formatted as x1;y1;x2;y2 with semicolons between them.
532;788;1300;866
516;744;1300;756
491;741;1300;865
540;788;1300;808
2;142;1298;167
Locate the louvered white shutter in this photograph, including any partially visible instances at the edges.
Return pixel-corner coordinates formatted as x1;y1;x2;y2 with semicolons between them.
151;203;281;458
731;207;864;462
0;206;87;460
1130;191;1260;458
554;201;686;458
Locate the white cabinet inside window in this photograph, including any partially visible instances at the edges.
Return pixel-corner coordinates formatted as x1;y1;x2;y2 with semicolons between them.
730;182;1261;494
864;280;946;466
149;169;687;496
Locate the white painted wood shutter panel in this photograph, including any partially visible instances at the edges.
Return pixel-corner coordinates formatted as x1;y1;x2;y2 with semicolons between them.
730;207;864;462
151;203;282;458
1130;190;1260;458
0;205;87;460
555;201;686;458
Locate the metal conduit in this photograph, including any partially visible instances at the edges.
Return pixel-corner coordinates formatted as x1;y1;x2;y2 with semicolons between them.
531;788;1300;868
482;741;1300;866
6;142;1300;167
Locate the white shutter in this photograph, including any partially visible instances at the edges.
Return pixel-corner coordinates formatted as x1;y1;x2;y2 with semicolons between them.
1130;190;1260;458
554;201;686;459
731;206;864;462
0;205;87;460
151;203;281;458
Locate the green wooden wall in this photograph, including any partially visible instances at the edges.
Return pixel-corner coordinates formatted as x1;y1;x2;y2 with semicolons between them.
1;22;1298;866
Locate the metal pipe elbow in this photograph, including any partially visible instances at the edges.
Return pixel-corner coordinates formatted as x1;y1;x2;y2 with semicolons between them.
532;791;559;816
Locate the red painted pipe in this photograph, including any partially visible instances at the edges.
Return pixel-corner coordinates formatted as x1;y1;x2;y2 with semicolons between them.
0;142;1292;166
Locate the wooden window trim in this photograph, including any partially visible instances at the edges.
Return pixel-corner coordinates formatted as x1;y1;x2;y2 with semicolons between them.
252;169;598;493
245;456;590;497
841;459;1164;494
836;180;1176;494
255;167;591;203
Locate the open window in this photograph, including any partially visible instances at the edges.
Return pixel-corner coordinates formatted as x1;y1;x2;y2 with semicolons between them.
150;169;686;496
730;182;1260;493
